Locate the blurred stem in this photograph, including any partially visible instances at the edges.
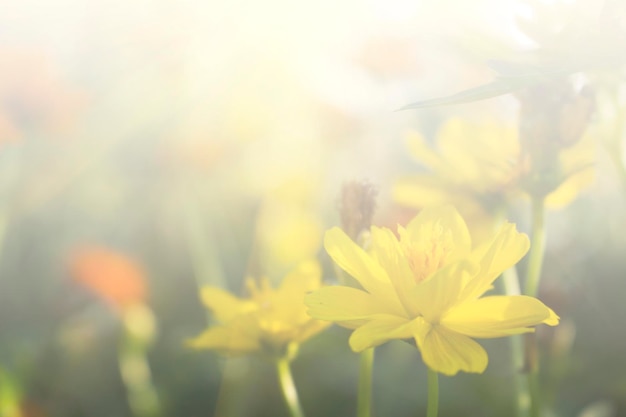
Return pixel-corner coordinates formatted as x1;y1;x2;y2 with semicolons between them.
0;209;8;260
502;267;530;417
182;191;226;290
213;359;250;417
528;352;541;417
276;357;306;417
524;197;545;298
118;306;161;417
182;183;238;415
523;197;546;417
426;368;439;417
609;150;626;194
502;262;521;296
357;348;374;417
497;209;529;416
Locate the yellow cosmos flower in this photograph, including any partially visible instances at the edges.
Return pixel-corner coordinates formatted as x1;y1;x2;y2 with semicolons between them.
394;119;594;241
188;261;329;357
305;206;558;376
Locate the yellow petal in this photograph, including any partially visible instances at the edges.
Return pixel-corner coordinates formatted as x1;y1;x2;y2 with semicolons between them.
348;315;413;352
293;320;331;343
260;261;322;332
441;295;559;338
200;287;257;322
324;227;406;316
257;206;323;275
278;260;322;295
406;130;444;170
436;119;518;188
545;166;594;208
187;323;260;355
436;120;484;182
369;226;420;316
273;260;323;322
394;180;499;245
546;133;594;207
546;308;559;326
404;205;472;262
414;324;488;376
461;222;529;301
411;260;478;323
305;286;401;328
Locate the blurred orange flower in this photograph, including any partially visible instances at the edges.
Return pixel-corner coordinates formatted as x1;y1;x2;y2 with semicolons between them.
69;247;147;311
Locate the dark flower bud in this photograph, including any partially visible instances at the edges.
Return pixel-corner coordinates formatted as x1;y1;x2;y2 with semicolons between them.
339;180;378;243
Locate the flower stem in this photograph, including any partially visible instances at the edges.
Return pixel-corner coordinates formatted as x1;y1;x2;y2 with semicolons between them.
357;348;375;417
524;197;546;298
523;197;547;417
528;362;541;417
182;190;226;290
502;267;530;417
426;368;439;417
118;305;161;417
609;149;626;195
276;357;306;417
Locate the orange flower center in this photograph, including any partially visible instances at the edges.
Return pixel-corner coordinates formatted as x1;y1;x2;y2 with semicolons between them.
403;224;452;283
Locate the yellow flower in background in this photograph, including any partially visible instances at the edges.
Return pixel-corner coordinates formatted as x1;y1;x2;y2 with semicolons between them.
394;119;594;241
255;178;323;280
188;261;329;357
305;206;558;376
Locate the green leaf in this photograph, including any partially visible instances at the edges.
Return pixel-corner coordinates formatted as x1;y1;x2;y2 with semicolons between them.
398;56;587;111
398;77;535;110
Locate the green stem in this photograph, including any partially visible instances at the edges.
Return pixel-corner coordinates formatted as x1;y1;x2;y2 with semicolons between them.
357;348;375;417
524;333;541;417
426;368;439;417
523;197;547;417
494;208;531;417
214;359;251;417
118;307;161;417
609;150;626;195
181;190;226;290
528;363;541;417
524;197;546;298
502;267;530;417
276;357;306;417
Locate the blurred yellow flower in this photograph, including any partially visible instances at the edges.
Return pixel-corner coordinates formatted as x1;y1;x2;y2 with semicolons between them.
188;261;329;357
305;206;558;376
394;119;594;240
255;180;323;279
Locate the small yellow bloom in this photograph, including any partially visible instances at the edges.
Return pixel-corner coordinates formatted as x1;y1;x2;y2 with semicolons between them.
394;119;594;240
188;261;330;357
305;206;558;376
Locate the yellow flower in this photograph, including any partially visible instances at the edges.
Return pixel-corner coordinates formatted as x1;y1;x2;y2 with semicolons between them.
254;177;324;280
188;261;329;357
305;206;558;376
394;119;594;241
